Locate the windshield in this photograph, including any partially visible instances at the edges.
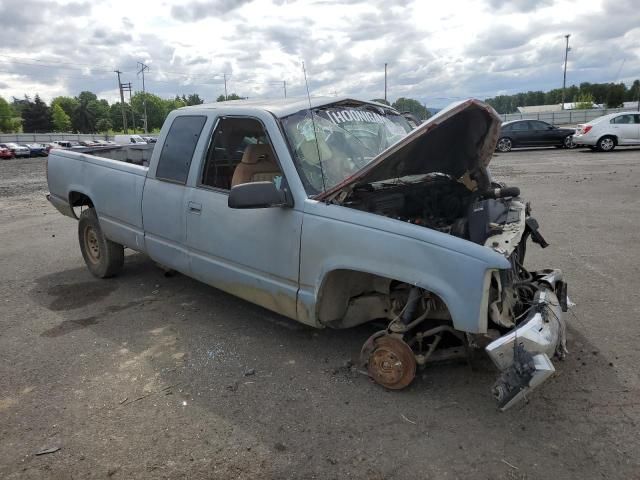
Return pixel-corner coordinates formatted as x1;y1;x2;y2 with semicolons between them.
281;104;413;195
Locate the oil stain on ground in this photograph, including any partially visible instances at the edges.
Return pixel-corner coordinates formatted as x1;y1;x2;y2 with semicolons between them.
41;316;99;337
45;281;117;311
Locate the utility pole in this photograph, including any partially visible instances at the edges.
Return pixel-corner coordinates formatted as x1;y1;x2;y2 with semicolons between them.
122;82;134;132
561;34;571;110
137;62;149;133
384;63;388;103
223;73;228;100
114;70;128;133
283;80;287;98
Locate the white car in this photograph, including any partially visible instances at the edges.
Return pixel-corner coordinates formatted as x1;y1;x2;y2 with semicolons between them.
113;134;147;145
573;112;640;151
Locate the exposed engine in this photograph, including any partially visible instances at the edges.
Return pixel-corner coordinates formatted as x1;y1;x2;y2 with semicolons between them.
343;175;551;328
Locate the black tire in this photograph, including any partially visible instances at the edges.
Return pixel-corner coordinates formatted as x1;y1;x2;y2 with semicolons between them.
78;208;124;278
596;135;616;152
496;137;512;152
563;135;576;149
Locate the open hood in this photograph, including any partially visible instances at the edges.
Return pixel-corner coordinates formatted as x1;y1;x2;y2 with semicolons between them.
316;99;502;202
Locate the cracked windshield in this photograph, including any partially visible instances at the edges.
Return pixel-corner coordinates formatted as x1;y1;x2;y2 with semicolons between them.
282;105;413;194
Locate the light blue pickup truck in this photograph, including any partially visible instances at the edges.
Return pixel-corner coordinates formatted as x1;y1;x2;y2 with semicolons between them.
47;97;569;409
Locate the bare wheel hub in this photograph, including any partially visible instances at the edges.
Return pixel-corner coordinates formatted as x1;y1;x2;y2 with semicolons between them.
84;226;101;264
367;336;416;390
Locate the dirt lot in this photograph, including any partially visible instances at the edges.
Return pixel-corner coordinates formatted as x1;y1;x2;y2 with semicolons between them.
1;147;639;479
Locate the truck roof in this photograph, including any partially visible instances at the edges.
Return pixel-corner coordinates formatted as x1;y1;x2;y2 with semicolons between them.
181;96;395;118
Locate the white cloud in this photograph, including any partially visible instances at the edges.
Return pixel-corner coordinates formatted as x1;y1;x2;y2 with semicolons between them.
0;0;638;107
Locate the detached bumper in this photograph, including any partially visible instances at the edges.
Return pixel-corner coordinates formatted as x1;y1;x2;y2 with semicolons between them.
486;270;568;411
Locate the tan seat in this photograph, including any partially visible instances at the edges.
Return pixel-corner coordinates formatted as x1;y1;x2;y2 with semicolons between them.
231;144;281;187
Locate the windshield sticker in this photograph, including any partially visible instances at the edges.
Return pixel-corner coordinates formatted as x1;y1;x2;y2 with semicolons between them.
324;109;388;125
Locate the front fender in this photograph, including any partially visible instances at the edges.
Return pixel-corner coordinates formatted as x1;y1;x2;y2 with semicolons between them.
298;200;509;332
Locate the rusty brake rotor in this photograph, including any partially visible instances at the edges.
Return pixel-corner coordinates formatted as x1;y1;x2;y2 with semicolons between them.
366;335;416;390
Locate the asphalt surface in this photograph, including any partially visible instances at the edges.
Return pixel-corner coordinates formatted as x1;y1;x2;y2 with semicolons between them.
1;147;639;479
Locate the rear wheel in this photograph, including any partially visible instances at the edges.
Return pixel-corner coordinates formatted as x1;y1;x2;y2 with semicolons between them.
78;208;124;278
596;136;616;152
563;135;576;149
496;137;512;152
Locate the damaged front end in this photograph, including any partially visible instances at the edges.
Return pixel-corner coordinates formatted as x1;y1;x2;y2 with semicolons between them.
299;99;570;409
486;269;569;410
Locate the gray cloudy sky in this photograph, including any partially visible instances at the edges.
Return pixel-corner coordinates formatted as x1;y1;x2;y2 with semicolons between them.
0;0;638;107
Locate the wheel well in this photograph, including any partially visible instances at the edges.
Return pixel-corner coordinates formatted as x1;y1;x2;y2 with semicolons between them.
598;134;617;144
316;269;450;329
69;192;94;218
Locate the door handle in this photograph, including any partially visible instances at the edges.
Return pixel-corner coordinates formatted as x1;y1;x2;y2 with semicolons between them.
188;201;202;213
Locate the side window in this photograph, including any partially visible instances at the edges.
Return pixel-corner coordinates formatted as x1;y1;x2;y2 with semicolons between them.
501;124;512;132
156;115;207;184
200;117;282;191
611;115;633;124
529;121;548;130
512;122;528;131
634;114;640;124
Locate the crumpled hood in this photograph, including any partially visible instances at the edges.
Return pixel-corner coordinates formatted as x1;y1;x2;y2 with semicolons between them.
316;99;502;201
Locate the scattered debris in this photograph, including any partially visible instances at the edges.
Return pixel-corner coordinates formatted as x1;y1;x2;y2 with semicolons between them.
119;397;128;404
501;459;519;470
35;446;60;456
400;414;417;425
244;368;256;376
226;381;239;392
274;442;286;452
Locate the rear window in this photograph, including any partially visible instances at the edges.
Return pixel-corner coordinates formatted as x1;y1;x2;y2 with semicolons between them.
156;115;207;184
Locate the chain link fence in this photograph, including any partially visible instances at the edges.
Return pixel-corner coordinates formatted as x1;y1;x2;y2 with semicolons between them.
0;133;112;143
500;107;638;126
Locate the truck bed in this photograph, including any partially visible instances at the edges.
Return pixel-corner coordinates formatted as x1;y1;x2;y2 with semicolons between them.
47;149;148;251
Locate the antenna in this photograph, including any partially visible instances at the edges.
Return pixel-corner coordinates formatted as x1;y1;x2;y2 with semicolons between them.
302;61;327;194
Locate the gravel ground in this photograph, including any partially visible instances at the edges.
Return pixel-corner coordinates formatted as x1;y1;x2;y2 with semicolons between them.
1;148;639;479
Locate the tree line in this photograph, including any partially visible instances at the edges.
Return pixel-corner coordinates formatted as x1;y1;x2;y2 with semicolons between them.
485;79;640;114
0;91;206;134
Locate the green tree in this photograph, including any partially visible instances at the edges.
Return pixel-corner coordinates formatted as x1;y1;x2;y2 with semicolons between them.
181;93;204;105
605;83;625;108
392;97;430;120
22;95;52;133
95;118;113;133
574;92;595;109
109;102;133;132
51;103;72;131
51;96;79;118
165;97;187;113
131;92;168;130
0;97;20;133
216;93;242;101
625;80;640;102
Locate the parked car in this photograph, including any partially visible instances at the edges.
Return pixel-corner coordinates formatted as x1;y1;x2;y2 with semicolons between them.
0;142;31;158
573;112;640;151
51;141;73;149
47;97;570;410
496;120;575;152
114;134;147;145
142;136;158;144
78;140;100;147
0;146;14;159
25;143;48;157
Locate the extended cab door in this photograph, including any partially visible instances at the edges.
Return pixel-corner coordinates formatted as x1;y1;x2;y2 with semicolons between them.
184;114;303;321
142;114;208;274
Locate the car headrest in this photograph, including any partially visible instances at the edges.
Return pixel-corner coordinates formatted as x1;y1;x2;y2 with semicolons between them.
241;144;274;165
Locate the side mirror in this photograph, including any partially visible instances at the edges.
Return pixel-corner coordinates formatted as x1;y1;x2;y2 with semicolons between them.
548;125;555;130
228;181;292;209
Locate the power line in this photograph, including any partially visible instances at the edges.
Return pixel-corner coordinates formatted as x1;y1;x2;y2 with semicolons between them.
137;62;149;133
